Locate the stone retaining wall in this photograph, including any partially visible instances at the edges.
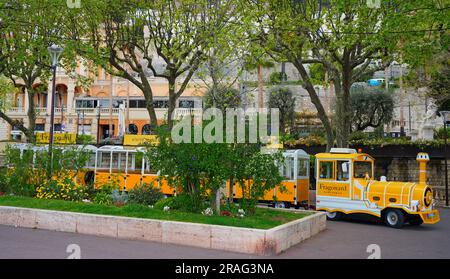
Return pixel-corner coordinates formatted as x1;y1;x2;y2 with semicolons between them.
0;206;326;255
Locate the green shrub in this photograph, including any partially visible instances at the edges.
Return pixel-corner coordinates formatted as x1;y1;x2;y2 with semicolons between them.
0;168;9;193
97;176;122;194
154;194;204;212
435;127;450;140
128;183;164;206
111;190;129;204
349;131;369;141
154;196;176;210
93;191;112;205
36;177;86;201
76;134;94;145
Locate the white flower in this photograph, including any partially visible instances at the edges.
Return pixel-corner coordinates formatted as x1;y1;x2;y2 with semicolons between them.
202;208;214;216
82;199;92;203
148;205;154;209
163;206;170;212
238;209;245;218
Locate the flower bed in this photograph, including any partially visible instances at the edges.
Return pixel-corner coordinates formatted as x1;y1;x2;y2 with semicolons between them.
0;196;309;230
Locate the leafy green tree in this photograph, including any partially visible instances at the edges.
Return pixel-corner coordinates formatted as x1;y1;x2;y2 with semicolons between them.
0;0;77;142
268;87;295;134
268;71;288;85
349;86;394;132
203;86;241;111
428;60;450;111
146;121;283;214
77;0;237;128
245;0;410;149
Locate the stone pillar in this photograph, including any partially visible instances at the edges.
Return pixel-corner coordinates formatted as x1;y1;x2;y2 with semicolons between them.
67;83;75;115
24;88;29;113
46;80;54;132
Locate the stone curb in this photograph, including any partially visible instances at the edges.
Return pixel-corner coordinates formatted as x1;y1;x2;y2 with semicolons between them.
0;206;326;255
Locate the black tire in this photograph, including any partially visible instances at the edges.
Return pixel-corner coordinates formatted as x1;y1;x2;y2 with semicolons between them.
326;211;343;221
384;209;405;228
409;216;424;226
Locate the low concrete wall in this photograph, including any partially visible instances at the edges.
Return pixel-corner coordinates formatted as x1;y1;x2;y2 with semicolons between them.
0;206;326;255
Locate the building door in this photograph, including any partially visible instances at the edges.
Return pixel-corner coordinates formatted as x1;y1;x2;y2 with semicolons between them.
101;124;115;139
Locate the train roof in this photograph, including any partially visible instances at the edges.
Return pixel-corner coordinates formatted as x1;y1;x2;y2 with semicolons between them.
283;149;310;159
316;148;374;161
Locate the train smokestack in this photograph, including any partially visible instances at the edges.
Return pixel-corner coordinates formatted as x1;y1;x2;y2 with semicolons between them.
416;153;430;184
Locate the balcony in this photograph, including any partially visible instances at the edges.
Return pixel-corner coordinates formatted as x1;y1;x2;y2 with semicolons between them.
75;108;119;116
7;107;25;115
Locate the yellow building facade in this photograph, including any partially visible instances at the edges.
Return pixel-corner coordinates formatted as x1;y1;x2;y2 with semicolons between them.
0;66;206;142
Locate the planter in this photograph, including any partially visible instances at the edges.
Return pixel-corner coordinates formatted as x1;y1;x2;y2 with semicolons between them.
0;206;326;255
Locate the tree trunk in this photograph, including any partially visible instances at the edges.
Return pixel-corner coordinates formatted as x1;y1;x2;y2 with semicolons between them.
142;86;158;128
293;61;334;151
167;82;177;131
215;187;221;213
335;63;352;148
0;111;30;137
257;65;264;109
25;86;36;143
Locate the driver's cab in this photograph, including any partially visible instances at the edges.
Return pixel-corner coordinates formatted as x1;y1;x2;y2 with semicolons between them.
316;148;374;201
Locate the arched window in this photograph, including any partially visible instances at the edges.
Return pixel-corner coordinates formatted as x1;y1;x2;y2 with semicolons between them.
128;124;138;135
142;124;154;135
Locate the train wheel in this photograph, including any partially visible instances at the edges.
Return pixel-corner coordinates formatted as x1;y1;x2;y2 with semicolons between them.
326;211;343;221
384;209;405;229
409;216;424;226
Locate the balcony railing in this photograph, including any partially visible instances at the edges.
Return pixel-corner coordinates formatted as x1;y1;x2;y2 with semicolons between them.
173;108;203;118
7;107;25;114
75;108;119;115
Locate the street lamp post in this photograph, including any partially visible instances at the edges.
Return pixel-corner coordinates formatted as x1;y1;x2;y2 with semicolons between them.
47;44;63;178
97;105;102;147
439;111;450;207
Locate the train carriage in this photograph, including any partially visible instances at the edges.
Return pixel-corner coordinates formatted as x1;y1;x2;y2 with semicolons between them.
93;145;172;195
228;149;310;209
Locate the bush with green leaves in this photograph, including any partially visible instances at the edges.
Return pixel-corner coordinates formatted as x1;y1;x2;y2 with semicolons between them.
93;191;112;205
154;194;206;212
0;168;9;193
154;196;176;210
147;123;284;215
128;183;164;206
4;144;92;197
36;177;86;201
111;190;129;205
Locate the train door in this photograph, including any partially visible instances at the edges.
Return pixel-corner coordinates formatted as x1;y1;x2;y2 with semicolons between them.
316;159;352;211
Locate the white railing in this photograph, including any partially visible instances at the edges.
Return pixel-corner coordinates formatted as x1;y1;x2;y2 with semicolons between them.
174;108;203;118
75;108;119;115
7;107;25;114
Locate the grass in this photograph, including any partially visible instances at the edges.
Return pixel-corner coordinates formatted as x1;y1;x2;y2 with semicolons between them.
0;196;309;230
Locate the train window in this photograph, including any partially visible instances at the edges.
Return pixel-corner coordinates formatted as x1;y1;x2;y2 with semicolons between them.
98;152;111;169
354;161;373;179
337;161;350;181
135;152;144;172
86;153;96;168
283;157;294;179
298;159;308;177
319;161;334;180
127;153;135;171
110;153;126;172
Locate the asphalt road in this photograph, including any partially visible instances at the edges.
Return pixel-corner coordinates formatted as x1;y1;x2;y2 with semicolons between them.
0;208;449;259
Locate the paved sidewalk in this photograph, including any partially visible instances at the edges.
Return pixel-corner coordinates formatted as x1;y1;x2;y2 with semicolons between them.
0;208;449;259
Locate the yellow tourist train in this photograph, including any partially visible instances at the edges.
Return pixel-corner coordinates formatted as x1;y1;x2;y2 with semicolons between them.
6;144;440;228
315;148;440;228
